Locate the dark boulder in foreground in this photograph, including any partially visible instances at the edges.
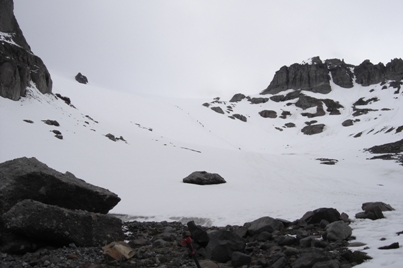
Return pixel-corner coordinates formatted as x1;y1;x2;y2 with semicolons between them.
2;199;124;247
0;157;120;214
301;123;325;135
183;171;226;185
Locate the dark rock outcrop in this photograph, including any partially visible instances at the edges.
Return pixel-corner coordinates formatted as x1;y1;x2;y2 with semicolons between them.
262;57;403;95
2;199;124;247
0;0;52;100
300;208;341;224
183;171;226;185
75;72;88;84
0;157;120;215
211;106;225;114
365;138;403;154
262;56;331;95
259;110;277;118
232;113;247;122
229;93;246;102
247;216;284;236
301;124;325;135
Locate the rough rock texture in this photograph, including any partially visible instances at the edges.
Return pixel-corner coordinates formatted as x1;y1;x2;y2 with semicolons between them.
229;93;246;102
0;0;52;100
0;157;120;215
183;171;226;185
259;110;277;118
300;208;341;224
262;57;331;95
2;199;124;247
75;72;88;84
247;216;284;236
261;57;403;95
205;230;245;263
323;221;352;241
301;124;326;135
364;138;403;154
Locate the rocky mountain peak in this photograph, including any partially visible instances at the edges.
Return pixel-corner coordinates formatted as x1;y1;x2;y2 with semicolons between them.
262;56;403;95
0;0;52;100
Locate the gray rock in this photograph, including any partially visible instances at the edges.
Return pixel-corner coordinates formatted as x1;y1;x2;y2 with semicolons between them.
291;252;330;268
362;202;395;212
300;208;341;224
262;56;331;95
75;72;88;84
2;199;124;247
231;251;251;267
233;114;247;122
249;97;269;104
247;216;284;236
354;60;385;86
342;119;354;127
0;157;120;215
183;171;226;185
259;110;277;118
211;106;224;114
301;124;325;135
0;0;52;100
205;230;245;263
229;93;246;102
323;221;352;241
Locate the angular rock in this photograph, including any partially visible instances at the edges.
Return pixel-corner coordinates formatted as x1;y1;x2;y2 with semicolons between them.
233;114;247;122
325;58;354;88
365;139;403;154
342;119;354;127
75;72;88;84
247;216;284;236
231;251;251;267
262;56;331;95
229;93;246;102
354;60;385;86
205;230;245;263
0;157;120;214
300;208;341;224
323;221;352;241
2;199;124;247
362;202;395;212
301;124;325;135
211;106;224;114
0;0;52;100
291;252;330;268
385;58;403;81
183;171;226;185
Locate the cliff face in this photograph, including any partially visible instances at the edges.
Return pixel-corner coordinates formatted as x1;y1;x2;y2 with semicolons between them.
0;0;52;101
262;56;403;95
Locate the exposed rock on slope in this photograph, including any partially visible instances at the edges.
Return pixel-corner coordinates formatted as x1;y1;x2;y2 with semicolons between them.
0;0;52;100
261;56;403;95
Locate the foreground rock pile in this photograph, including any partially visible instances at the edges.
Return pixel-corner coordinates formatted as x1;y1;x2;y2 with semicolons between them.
0;157;399;267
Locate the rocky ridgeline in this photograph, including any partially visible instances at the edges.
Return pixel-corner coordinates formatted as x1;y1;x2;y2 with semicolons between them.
0;0;52;101
262;56;403;95
0;157;400;268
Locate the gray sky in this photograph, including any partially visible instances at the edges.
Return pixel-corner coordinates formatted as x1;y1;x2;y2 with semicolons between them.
14;0;403;98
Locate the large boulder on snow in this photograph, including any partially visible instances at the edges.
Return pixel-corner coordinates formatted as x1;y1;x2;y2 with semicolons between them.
0;0;52;100
0;157;120;214
323;221;352;241
2;199;124;247
183;171;226;185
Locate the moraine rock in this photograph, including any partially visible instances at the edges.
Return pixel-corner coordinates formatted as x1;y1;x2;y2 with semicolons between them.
2;199;124;247
0;157;120;215
0;0;52;100
300;208;341;224
183;171;226;185
205;230;245;263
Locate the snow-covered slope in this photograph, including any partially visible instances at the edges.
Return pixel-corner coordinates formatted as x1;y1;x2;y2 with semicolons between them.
1;72;403;267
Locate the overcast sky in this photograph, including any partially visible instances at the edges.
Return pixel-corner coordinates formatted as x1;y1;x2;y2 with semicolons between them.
14;0;403;98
